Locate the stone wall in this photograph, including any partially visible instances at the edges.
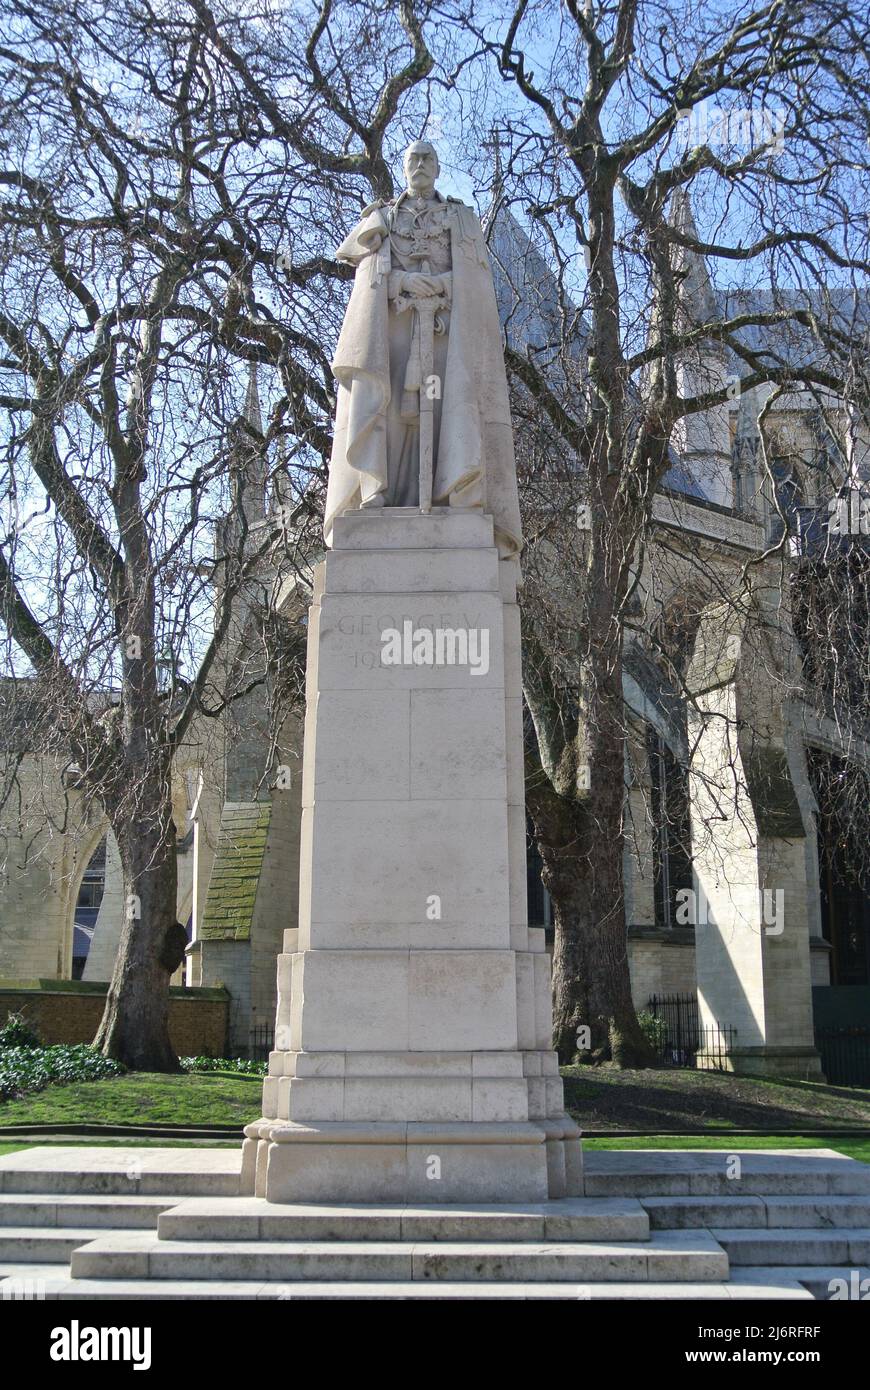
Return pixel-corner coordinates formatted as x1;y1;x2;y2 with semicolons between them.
628;929;697;1008
194;701;304;1052
0;982;229;1056
0;756;103;980
1;741;220;989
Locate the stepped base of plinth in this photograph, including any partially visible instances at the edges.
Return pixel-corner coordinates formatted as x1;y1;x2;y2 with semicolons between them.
241;1118;582;1204
15;1145;870;1298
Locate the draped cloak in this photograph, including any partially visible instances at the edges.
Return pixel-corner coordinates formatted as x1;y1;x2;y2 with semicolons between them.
324;194;523;560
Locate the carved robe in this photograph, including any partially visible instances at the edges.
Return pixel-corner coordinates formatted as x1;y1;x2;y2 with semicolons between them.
324;191;522;559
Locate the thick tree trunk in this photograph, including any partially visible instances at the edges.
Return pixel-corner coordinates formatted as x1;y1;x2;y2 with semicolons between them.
528;770;654;1068
525;543;655;1069
93;799;180;1072
583;652;655;1070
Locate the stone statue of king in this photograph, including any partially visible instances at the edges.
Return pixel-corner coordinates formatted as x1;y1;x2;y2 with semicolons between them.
324;140;522;560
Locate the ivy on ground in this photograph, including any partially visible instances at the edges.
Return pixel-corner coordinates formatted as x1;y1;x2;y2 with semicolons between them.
180;1056;267;1076
0;1044;123;1103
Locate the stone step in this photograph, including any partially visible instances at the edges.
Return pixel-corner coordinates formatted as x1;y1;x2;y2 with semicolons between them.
763;1195;870;1228
734;1266;870;1300
0;1147;241;1198
69;1228;728;1283
0;1228;110;1264
584;1150;870;1198
713;1228;870;1266
156;1196;649;1244
1;1271;812;1301
0;1194;178;1229
642;1195;870;1230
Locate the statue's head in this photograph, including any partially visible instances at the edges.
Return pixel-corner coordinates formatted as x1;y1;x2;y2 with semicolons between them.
403;140;440;197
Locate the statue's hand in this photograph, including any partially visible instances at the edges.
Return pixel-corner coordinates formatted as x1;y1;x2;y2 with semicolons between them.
402;273;443;297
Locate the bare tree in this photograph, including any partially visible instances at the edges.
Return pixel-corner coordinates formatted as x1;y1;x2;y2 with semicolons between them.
432;0;870;1061
0;0;435;1067
3;0;868;1074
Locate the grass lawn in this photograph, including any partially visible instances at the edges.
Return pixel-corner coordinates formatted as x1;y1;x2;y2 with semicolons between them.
2;1064;870;1158
0;1071;261;1130
563;1064;870;1134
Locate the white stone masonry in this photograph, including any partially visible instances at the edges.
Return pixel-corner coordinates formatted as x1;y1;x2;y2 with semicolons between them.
243;509;581;1202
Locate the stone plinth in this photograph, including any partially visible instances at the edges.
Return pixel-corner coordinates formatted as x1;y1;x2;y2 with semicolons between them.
243;508;580;1202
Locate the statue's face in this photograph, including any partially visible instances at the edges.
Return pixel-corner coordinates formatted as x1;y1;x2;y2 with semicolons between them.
403;144;439;197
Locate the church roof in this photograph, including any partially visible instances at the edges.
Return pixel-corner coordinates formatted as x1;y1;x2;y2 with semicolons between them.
486;195;867;507
718;287;870;377
486;199;709;500
486;200;588;372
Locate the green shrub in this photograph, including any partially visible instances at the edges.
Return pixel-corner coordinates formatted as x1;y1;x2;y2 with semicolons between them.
180;1056;267;1076
637;1010;668;1055
0;1012;42;1050
0;1044;123;1103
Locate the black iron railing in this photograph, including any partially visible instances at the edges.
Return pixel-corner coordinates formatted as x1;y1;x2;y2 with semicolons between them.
247;1023;274;1061
644;993;737;1070
693;1023;740;1071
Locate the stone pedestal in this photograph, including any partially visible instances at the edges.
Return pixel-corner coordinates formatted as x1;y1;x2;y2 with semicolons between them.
243;508;580;1202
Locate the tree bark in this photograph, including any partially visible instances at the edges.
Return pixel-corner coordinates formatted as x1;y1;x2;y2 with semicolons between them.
93;796;180;1072
527;728;655;1069
524;480;656;1069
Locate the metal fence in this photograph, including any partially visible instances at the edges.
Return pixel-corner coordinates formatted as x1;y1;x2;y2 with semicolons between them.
643;1001;870;1084
694;1023;740;1072
247;1023;274;1061
814;1027;870;1088
644;993;737;1071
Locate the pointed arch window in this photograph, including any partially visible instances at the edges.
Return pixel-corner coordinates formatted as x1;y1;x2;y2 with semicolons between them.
769;457;804;544
647;730;694;929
